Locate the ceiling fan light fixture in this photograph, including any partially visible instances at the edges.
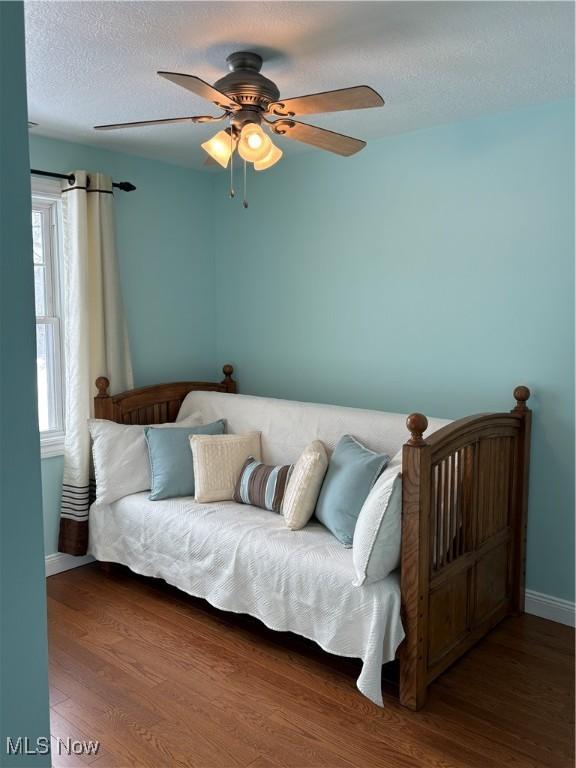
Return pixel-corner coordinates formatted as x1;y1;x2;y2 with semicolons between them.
96;52;385;205
238;123;272;163
201;129;235;168
254;143;283;171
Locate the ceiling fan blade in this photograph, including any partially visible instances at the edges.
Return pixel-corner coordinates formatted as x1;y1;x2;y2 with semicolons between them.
94;114;226;131
267;86;384;117
267;118;366;156
157;71;239;112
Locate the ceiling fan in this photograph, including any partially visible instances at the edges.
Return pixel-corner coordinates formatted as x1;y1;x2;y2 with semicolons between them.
95;51;384;204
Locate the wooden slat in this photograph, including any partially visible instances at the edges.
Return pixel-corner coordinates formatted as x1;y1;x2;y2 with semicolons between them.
482;439;489;543
458;448;469;556
449;454;455;563
479;439;487;543
450;452;457;563
464;444;475;554
442;460;448;569
168;400;181;421
430;443;480;572
495;438;505;532
431;448;477;573
433;465;440;572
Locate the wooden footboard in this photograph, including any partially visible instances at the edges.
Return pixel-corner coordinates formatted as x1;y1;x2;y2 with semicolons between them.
398;386;531;710
94;364;236;422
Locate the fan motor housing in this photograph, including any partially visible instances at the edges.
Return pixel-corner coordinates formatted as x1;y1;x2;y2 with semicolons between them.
214;51;280;113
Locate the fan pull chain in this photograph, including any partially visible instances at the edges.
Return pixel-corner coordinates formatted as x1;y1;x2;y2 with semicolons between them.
229;128;235;198
243;159;248;209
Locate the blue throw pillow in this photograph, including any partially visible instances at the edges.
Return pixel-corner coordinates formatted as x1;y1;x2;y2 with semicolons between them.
315;435;389;547
145;420;225;500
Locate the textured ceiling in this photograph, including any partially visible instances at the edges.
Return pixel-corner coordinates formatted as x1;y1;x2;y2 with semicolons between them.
25;1;574;170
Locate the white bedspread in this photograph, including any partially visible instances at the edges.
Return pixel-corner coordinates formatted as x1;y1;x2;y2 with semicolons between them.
89;493;404;706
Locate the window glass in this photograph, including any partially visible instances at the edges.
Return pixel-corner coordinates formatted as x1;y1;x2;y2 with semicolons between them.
31;181;65;450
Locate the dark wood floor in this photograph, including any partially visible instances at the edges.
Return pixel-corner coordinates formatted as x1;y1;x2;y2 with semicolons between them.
47;564;574;768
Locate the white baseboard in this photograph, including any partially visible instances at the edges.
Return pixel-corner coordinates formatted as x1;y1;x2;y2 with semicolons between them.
525;589;575;627
44;554;575;628
45;552;94;577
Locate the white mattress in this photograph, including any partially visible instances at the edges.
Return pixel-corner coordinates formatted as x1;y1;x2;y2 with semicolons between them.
89;493;405;706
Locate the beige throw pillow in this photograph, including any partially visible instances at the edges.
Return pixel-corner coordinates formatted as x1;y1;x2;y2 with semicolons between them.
281;440;329;530
191;432;262;502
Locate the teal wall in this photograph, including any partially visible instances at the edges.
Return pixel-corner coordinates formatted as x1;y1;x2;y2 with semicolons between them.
212;99;575;603
29;136;216;556
41;456;63;557
0;3;51;764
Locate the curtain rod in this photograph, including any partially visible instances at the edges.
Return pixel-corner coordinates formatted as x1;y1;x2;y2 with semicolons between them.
31;169;136;192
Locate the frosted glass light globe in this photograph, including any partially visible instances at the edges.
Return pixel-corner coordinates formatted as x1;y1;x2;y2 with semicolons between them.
238;124;271;163
254;143;283;171
201;130;235;168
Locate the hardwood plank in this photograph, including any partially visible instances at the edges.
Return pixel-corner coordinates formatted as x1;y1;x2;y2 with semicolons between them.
492;614;575;657
50;709;105;767
48;617;158;683
149;708;353;768
69;567;375;712
435;653;574;729
145;721;250;768
246;758;281;768
89;755;127;768
50;683;69;708
47;595;126;646
226;664;531;768
49;639;165;728
427;690;571;767
144;688;262;767
53;697;171;768
47;565;575;768
94;639;360;768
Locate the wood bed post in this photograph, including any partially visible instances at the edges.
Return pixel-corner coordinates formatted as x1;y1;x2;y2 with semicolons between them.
510;385;531;614
399;412;432;710
221;364;236;393
94;376;113;419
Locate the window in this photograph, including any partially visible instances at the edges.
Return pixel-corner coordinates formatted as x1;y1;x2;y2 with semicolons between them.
32;177;65;456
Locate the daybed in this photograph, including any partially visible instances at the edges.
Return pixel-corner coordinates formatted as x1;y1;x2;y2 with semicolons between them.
90;365;531;709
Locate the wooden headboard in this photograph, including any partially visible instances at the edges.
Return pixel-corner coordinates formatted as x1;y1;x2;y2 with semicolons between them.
94;364;236;424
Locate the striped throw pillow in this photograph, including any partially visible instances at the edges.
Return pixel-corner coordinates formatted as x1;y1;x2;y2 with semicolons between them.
233;457;293;513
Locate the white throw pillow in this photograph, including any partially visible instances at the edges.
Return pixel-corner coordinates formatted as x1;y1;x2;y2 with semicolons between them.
191;432;262;503
89;413;202;505
352;451;402;586
281;440;328;530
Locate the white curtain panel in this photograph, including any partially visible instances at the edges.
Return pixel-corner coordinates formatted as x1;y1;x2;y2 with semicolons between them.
58;171;133;555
